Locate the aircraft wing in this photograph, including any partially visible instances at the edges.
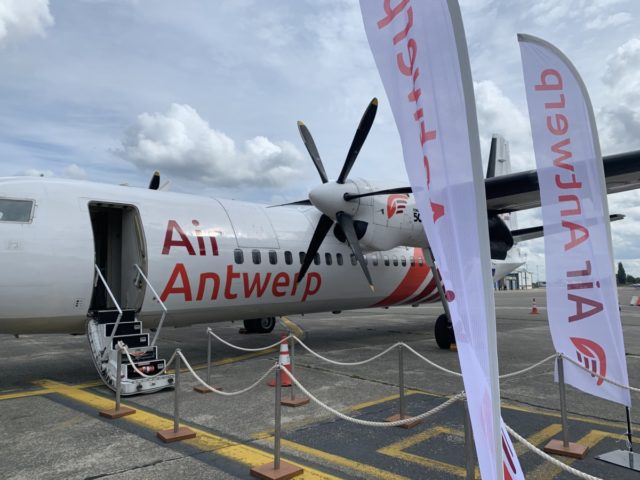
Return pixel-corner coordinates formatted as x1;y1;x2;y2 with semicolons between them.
511;214;625;243
485;150;640;214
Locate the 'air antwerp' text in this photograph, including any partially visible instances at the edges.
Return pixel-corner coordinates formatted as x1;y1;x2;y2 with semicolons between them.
160;263;322;303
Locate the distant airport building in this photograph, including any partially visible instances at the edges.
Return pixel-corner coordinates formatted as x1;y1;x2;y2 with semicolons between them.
495;268;533;290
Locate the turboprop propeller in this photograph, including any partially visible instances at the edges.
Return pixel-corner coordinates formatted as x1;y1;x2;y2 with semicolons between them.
296;98;380;291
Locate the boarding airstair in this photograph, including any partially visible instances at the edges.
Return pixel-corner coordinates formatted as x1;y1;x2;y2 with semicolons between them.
87;265;174;395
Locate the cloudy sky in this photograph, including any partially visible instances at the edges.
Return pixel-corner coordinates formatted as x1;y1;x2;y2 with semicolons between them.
1;0;639;279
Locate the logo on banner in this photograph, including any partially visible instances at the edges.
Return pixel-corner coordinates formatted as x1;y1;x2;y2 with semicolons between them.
570;337;607;385
501;428;519;480
386;194;409;218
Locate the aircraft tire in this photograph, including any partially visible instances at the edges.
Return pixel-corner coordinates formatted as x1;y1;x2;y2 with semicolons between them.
434;314;454;349
243;317;276;334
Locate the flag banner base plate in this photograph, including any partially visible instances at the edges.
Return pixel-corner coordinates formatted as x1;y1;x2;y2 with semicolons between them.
250;461;303;480
99;406;136;419
193;385;223;394
281;396;309;407
597;449;640;471
385;413;422;429
156;426;196;443
543;439;589;459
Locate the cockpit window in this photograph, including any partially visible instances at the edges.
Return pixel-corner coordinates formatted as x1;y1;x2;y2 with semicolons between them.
0;199;34;223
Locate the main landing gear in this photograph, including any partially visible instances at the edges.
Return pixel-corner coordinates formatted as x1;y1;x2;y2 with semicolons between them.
243;317;276;334
434;313;455;350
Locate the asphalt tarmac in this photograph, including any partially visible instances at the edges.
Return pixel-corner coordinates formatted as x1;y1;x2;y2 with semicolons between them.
1;287;640;479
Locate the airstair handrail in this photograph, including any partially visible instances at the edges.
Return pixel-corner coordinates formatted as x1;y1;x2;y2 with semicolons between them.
94;264;123;349
134;264;167;347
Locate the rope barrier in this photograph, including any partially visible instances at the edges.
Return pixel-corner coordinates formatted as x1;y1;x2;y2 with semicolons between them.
560;353;640;393
120;343;176;379
207;328;289;352
505;424;603;480
294;337;403;366
178;350;278;396
286;368;464;427
400;344;463;377
499;353;558;379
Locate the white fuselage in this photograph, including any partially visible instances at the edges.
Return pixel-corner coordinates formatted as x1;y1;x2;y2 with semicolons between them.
0;177;516;334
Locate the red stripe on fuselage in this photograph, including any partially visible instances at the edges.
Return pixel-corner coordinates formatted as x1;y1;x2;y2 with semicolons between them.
373;248;429;307
401;275;437;305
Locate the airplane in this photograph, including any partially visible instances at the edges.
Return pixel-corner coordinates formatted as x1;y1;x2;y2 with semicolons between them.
1;98;639;395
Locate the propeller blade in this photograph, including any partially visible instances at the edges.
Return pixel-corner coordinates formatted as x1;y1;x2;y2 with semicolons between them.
337;98;378;184
268;199;313;208
148;171;160;190
298;214;334;282
486;136;498;178
343;186;412;201
336;211;374;291
297;121;328;183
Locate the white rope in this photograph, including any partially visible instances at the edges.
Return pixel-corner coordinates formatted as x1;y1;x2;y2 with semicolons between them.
294;337;403;366
178;350;277;396
505;424;603;480
560;353;640;392
401;344;463;377
286;368;464;427
120;343;176;379
208;329;288;352
499;353;558;379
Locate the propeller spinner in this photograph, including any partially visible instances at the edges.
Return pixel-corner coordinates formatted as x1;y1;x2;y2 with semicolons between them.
297;98;378;291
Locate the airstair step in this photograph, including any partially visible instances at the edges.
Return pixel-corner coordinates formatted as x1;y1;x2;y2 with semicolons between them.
104;321;142;337
94;309;137;324
120;346;158;364
126;359;165;379
112;333;149;349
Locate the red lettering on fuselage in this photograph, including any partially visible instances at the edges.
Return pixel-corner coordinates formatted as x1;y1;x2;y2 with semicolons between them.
162;219;219;256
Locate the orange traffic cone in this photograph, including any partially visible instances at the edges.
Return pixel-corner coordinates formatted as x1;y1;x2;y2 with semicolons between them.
268;333;292;387
530;298;539;314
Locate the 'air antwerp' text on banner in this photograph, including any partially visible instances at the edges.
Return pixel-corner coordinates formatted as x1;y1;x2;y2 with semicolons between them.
360;1;524;479
519;34;630;406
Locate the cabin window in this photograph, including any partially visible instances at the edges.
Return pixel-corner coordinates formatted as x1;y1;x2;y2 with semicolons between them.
269;250;278;265
410;256;415;266
284;251;293;265
0;198;34;223
372;254;379;266
336;253;343;266
401;256;407;267
252;249;261;264
314;253;320;265
350;254;357;266
383;255;390;266
234;249;244;264
299;252;306;264
392;256;399;266
325;253;332;265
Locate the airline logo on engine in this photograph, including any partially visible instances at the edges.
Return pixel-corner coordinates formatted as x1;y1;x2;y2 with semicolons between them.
386;194;409;218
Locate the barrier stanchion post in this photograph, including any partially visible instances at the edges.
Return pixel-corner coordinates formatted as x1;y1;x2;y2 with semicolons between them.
464;400;476;480
157;350;196;443
385;344;420;428
543;355;588;458
194;330;223;393
281;335;309;407
251;364;303;480
99;343;136;419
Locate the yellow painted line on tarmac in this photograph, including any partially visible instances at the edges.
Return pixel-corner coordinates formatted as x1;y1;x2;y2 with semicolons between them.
378;426;466;478
527;429;626;480
34;380;340;480
278;438;410;480
346;390;420;412
0;388;51;401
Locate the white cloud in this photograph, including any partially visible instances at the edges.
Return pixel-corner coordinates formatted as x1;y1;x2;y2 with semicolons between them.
597;37;640;152
18;167;53;177
116;103;306;187
0;0;53;45
63;163;87;180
